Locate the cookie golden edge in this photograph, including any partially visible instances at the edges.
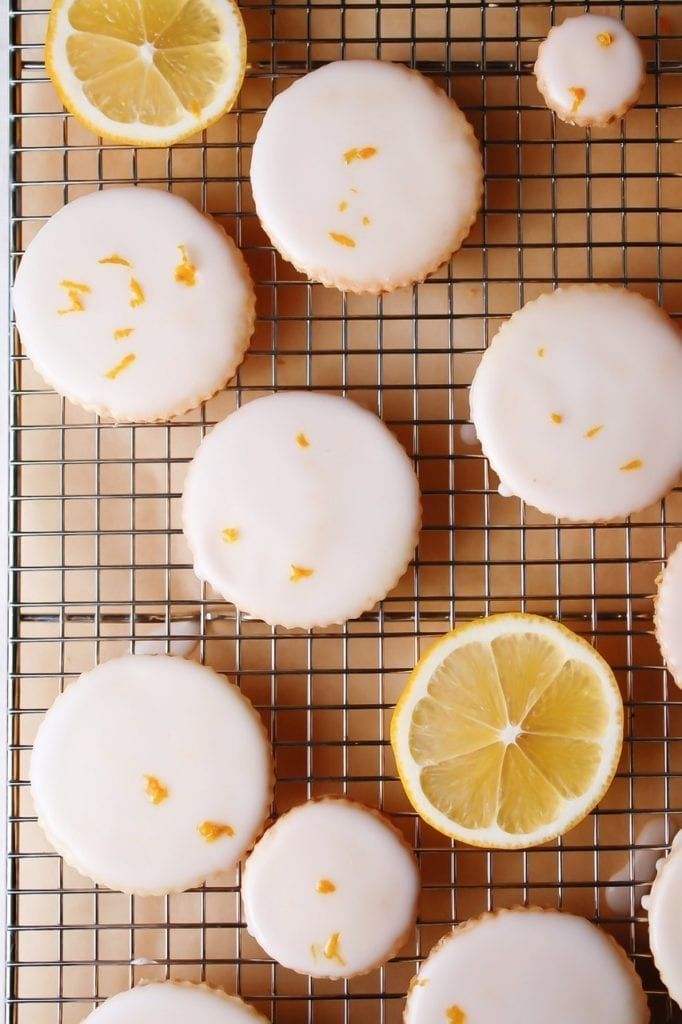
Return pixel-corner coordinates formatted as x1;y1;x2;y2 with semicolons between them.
16;215;256;424
533;26;646;128
470;285;682;524
252;67;484;296
403;906;650;1023
87;980;270;1021
30;659;275;897
647;841;682;1008
241;796;420;980
654;543;682;689
390;612;624;848
45;0;248;149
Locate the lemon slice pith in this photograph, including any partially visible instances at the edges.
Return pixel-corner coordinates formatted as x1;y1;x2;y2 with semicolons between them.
391;613;623;849
46;0;247;147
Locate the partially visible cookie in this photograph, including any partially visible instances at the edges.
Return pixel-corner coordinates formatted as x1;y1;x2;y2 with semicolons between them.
655;541;682;688
250;60;483;294
12;188;255;422
469;286;682;522
647;842;682;1009
534;15;645;127
242;798;420;978
30;655;273;895
82;982;269;1023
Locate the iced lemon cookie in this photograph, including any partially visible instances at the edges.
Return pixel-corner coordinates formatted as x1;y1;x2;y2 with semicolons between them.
13;188;255;421
655;541;682;688
241;798;419;978
83;982;269;1023
182;392;421;628
534;15;645;127
405;908;649;1024
250;60;483;293
647;841;682;1007
30;654;273;894
469;286;682;522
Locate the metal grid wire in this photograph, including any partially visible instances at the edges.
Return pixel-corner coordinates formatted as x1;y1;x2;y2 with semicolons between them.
6;0;682;1021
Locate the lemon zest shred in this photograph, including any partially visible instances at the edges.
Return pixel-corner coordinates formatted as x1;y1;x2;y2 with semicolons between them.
550;413;563;425
290;564;314;582
597;32;614;47
129;278;145;308
619;458;643;471
99;254;132;268
105;352;136;380
328;232;356;248
584;424;604;439
174;244;197;287
144;775;169;805
222;528;239;543
569;87;586;114
537;347;545;357
343;146;378;164
446;1007;467;1024
316;878;336;894
197;820;235;843
114;327;135;340
338;200;348;212
362;216;371;226
296;433;310;448
323;932;346;965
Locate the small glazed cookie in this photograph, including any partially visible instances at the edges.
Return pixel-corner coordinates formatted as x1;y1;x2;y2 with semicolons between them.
470;286;682;522
13;188;255;421
241;798;419;978
182;392;421;628
655;542;682;688
250;60;483;293
647;843;682;1008
405;907;649;1024
30;655;273;895
82;982;270;1023
534;15;645;127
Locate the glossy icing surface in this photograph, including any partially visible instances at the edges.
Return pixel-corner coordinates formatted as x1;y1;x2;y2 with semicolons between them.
13;188;255;421
648;844;682;1008
470;286;682;521
405;908;649;1024
30;655;273;894
250;60;483;293
182;392;421;627
535;15;644;126
84;983;269;1023
242;798;420;978
655;541;682;688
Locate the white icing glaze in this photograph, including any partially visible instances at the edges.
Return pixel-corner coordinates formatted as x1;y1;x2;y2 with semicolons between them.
182;392;421;628
30;654;273;894
648;843;682;1008
250;60;483;294
132;617;200;658
469;286;682;522
534;15;645;126
605;816;670;914
83;982;269;1023
405;908;648;1024
655;541;682;688
12;188;255;422
241;798;419;978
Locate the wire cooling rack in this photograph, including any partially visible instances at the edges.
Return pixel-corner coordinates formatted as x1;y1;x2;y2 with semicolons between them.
6;1;682;1022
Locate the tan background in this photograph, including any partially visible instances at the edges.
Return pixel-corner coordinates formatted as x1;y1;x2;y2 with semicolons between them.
7;1;682;1021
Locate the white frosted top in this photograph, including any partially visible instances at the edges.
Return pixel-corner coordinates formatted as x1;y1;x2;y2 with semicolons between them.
656;541;682;688
83;983;269;1024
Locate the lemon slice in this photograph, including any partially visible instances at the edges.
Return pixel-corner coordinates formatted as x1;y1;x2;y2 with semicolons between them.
46;0;247;147
391;613;623;849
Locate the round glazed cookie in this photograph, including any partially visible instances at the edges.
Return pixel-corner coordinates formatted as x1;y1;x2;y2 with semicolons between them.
655;541;682;688
182;392;421;628
241;798;420;978
12;188;255;421
647;843;682;1008
30;655;273;895
469;286;682;522
534;15;645;127
404;908;649;1024
250;60;483;294
83;982;270;1024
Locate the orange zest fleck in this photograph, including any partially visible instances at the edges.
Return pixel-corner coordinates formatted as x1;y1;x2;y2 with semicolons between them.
597;32;614;47
569;87;586;114
584;424;604;439
323;932;346;965
174;244;197;287
129;277;145;308
620;458;643;472
99;254;132;268
290;564;314;582
296;433;310;448
60;280;90;292
316;878;336;894
550;413;563;425
197;820;235;843
222;528;239;543
328;232;356;248
446;1008;467;1024
57;280;90;315
537;347;545;358
338;200;348;212
343;146;378;164
144;775;169;805
114;327;135;340
105;352;136;380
